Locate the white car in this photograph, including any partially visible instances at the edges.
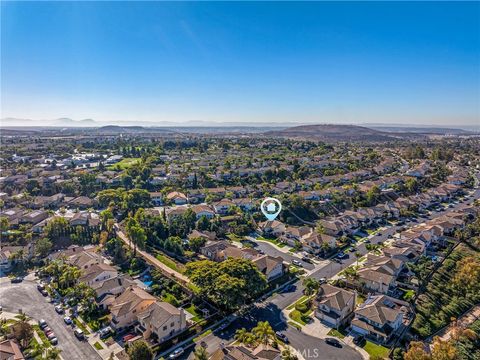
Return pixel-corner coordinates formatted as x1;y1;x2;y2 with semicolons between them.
291;259;303;267
63;316;72;325
169;348;184;359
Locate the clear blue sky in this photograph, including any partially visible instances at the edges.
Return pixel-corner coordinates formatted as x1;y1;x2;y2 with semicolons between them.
1;1;479;126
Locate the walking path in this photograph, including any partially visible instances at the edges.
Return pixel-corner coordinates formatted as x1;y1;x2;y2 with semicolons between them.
116;229;190;284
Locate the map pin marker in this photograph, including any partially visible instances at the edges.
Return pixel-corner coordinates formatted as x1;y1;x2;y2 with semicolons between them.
261;197;282;221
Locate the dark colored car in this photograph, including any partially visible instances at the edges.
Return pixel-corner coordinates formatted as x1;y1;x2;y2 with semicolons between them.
10;277;23;283
275;331;289;343
353;335;366;346
325;338;342;347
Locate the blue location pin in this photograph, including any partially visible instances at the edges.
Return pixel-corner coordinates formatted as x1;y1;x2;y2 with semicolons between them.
261;197;282;221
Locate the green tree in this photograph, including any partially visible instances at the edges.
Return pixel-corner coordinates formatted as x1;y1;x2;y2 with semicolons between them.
303;277;320;296
252;321;275;345
36;237;53;258
193;346;209;360
127;340;153;360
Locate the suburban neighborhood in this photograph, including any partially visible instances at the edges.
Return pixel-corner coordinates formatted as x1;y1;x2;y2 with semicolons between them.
0;128;479;360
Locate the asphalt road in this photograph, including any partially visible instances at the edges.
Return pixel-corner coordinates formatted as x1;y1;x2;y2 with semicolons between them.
249;239;316;270
0;277;101;360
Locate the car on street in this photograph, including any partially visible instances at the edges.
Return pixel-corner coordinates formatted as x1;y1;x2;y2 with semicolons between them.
63;316;72;325
325;338;342;347
40;289;49;297
301;256;313;263
282;284;295;293
54;305;64;314
291;259;303;267
74;328;84;340
47;332;56;341
37;284;45;291
169;347;184;359
319;277;327;284
99;326;112;339
50;337;58;345
39;319;47;329
275;331;289;343
337;252;348;259
10;277;23;283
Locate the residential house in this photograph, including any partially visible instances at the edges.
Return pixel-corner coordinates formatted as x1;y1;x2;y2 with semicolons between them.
209;344;281;360
135;302;187;343
166;192;188;205
315;284;356;329
109;286;156;331
351;295;410;344
257;220;286;238
252;255;285;281
0;339;24;360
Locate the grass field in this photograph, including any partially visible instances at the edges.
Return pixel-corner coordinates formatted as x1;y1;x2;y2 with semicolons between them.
256;236;286;248
363;341;389;359
185;304;204;323
155;252;185;273
107;158;140;170
73;318;90;335
327;328;346;339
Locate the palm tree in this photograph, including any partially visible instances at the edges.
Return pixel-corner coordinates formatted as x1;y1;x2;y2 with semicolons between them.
281;347;298;360
235;328;251;344
344;267;359;282
303;277;320;297
252;321;275;346
355;251;361;266
193;346;209;360
44;347;62;360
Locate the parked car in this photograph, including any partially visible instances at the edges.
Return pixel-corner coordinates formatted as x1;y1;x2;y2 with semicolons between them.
353;335;366;346
275;331;289;343
319;277;327;284
10;277;23;283
99;326;112;339
54;305;64;314
41;289;49;297
37;284;45;291
74;328;84;340
39;319;47;329
43;327;52;334
169;348;184;359
291;259;303;267
301;256;313;263
63;317;72;325
122;334;135;342
50;337;58;345
47;333;56;341
325;338;342;347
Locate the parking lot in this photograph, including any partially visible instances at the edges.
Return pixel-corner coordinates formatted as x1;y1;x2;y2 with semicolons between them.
0;276;101;360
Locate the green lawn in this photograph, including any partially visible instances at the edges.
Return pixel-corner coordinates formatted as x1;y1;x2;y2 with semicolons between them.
289;309;311;325
93;341;104;350
401;289;415;301
155;252;185;273
327;329;346;339
286;295;308;310
107;157;140;170
363;341;389;359
73;318;90;335
256;236;286;248
227;233;243;242
33;325;51;346
185;304;204;323
193;329;212;342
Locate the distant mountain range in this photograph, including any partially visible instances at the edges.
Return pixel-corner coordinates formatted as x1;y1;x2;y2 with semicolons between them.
265;124;428;141
1;118;478;139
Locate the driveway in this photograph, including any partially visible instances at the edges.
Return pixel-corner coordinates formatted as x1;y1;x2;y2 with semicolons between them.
0;276;101;360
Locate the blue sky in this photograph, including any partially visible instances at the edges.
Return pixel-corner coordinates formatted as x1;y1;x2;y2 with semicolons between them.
1;1;479;126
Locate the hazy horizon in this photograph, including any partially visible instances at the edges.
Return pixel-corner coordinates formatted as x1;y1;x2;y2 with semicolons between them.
1;2;479;127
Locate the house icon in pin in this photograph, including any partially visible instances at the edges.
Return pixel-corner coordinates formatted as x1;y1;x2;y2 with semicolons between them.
266;202;276;213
